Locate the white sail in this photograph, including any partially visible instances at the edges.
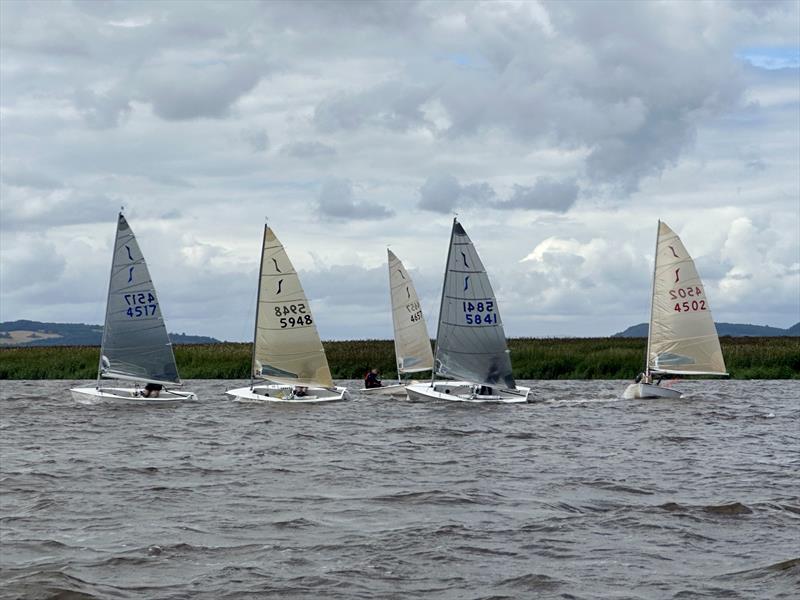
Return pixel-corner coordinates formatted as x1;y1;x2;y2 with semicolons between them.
388;249;434;374
99;213;181;385
433;219;515;389
647;221;726;375
252;226;335;388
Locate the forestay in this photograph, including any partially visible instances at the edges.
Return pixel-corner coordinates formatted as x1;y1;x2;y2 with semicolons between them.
388;249;434;374
252;226;335;388
648;221;726;375
434;220;515;389
99;213;180;385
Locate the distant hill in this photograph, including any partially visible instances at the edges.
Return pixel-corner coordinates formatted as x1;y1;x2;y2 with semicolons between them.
0;320;219;346
614;322;800;338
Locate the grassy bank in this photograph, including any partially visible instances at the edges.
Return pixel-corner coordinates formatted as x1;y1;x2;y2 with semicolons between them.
1;337;798;380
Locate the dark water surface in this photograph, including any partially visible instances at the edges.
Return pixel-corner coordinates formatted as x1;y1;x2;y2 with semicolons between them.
1;379;798;599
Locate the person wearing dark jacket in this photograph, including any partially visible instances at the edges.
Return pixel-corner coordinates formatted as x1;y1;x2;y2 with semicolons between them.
364;368;382;388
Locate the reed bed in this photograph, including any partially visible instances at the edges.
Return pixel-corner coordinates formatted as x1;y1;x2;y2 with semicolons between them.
1;337;797;380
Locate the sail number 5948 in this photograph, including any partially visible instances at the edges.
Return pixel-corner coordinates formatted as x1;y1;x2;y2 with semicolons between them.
274;303;313;328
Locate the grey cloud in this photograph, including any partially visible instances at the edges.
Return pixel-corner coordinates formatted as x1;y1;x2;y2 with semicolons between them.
281;141;337;159
74;88;132;129
242;128;269;152
418;173;496;213
136;59;267;121
317;178;393;220
494;178;580;213
1;192;121;231
2;169;63;190
314;82;433;133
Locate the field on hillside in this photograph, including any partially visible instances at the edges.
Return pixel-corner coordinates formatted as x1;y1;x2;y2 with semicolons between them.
1;337;797;380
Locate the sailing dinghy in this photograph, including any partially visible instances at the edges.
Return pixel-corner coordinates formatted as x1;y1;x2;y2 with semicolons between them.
70;213;196;404
406;219;530;403
226;225;349;403
623;220;727;399
360;249;434;397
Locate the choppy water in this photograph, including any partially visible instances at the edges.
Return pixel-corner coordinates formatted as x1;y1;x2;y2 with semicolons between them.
1;379;798;599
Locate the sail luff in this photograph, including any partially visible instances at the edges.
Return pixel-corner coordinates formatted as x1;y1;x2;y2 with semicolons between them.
250;224;269;382
432;219;458;384
645;219;660;377
97;213;122;385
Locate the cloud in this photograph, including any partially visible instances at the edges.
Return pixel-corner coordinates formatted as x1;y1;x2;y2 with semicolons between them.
241;128;269;152
418;173;495;213
316;178;393;220
2;168;63;190
73;87;132;129
494;178;579;212
281;141;337;159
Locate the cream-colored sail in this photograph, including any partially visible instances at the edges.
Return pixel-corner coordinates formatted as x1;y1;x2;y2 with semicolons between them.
252;226;334;388
388;249;434;374
647;221;726;375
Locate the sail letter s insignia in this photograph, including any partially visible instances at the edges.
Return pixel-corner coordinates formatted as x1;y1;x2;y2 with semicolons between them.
272;258;281;273
128;267;134;283
125;245;133;261
668;245;679;258
406;286;410;299
461;252;469;268
464;276;470;291
674;268;680;283
397;269;405;280
276;279;283;294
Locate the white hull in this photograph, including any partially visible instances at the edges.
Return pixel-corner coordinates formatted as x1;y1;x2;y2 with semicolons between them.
405;381;530;404
622;383;683;399
358;383;408;398
226;384;349;403
70;386;196;405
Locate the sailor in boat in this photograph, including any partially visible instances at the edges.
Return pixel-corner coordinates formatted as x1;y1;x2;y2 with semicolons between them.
364;368;383;389
293;386;308;397
141;383;163;398
634;372;664;386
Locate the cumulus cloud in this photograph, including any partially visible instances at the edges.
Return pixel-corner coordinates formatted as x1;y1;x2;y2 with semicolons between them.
241;128;269;152
316;178;393;220
73;87;132;129
494;178;579;212
418;173;495;213
281;141;337;159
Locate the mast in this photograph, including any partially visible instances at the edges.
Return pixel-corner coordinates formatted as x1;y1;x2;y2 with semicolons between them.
250;224;268;388
644;219;660;379
97;212;123;389
431;217;458;385
387;248;403;384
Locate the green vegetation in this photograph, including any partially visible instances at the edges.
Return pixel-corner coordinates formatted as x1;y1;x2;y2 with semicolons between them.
0;337;797;380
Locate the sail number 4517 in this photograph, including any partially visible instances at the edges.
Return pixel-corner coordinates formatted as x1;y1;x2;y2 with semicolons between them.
274;303;313;328
463;300;497;325
124;292;157;318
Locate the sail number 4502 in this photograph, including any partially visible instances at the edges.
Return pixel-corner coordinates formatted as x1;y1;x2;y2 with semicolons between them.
674;300;707;313
463;300;497;325
274;303;313;328
124;292;157;318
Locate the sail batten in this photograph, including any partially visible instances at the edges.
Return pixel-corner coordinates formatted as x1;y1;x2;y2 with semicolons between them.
251;227;334;389
98;213;181;385
647;221;726;376
433;220;515;389
388;249;434;376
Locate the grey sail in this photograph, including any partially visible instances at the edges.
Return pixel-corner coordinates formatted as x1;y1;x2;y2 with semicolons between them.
98;213;181;385
433;219;515;389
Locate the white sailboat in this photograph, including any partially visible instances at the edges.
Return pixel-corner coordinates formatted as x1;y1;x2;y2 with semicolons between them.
70;212;196;404
360;249;434;397
623;220;727;399
406;219;530;403
226;225;349;403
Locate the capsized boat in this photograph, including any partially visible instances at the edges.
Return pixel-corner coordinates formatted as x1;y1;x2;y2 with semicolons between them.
226;225;349;403
70;212;196;404
360;249;434;398
406;219;530;403
623;220;727;399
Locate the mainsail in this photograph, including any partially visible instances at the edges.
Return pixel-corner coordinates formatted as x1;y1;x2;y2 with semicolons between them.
433;219;515;389
388;249;434;375
252;226;334;388
647;221;727;375
99;213;181;385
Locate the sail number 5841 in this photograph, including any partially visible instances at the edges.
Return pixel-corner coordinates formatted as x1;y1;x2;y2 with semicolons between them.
463;300;497;325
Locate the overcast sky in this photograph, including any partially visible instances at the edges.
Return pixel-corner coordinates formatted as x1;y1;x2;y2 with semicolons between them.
1;0;798;341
